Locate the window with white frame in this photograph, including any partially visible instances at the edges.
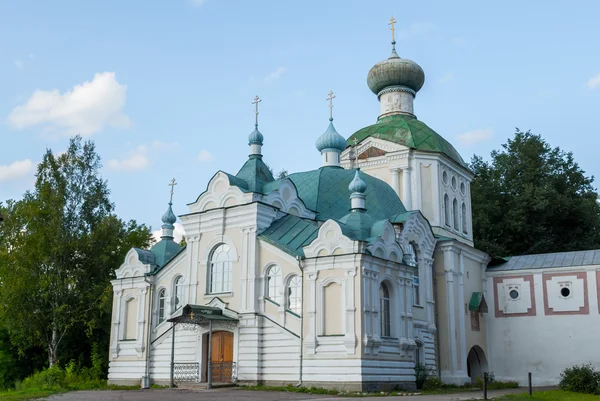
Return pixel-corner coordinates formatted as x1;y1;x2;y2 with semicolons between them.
379;283;391;337
462;202;468;234
287;275;302;315
174;276;184;311
157;289;167;324
208;244;233;294
444;194;450;226
413;274;420;306
266;265;282;304
453;198;459;230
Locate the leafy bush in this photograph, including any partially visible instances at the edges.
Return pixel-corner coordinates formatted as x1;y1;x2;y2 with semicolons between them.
17;365;65;391
559;364;600;394
422;375;443;390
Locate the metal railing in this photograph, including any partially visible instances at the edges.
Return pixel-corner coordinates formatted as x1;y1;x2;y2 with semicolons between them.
210;362;237;383
173;362;199;383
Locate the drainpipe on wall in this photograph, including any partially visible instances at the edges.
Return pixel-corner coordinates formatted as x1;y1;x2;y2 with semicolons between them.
142;276;154;389
295;255;304;387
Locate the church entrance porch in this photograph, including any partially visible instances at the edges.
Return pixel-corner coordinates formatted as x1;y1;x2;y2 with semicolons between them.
167;304;238;388
467;345;488;383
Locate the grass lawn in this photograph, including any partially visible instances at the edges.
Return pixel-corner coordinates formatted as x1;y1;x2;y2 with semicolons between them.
500;390;600;400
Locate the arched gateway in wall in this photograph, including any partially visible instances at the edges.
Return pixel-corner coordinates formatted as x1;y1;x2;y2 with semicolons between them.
467;345;488;382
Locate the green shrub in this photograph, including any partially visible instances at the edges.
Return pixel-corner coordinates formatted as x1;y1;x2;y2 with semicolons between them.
422;375;443;390
18;365;65;391
559;364;600;394
415;363;429;389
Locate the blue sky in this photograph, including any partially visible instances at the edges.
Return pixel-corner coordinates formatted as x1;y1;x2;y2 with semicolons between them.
1;0;599;239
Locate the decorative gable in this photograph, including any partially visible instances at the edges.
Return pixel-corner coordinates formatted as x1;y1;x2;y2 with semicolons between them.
188;171;255;213
303;219;356;258
261;178;316;219
397;211;436;261
367;220;404;263
115;248;154;279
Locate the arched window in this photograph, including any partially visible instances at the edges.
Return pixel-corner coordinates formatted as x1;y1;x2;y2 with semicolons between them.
174;276;184;311
462;202;468;233
287;276;302;315
404;243;418;267
158;289;167;324
379;283;391;337
453;198;459;230
266;265;282;304
444;194;450;226
208;244;233;294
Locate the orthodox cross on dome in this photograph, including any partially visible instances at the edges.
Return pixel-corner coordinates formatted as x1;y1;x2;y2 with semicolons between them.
353;138;360;167
389;16;397;42
189;311;195;320
168;177;177;204
252;95;262;127
326;90;336;121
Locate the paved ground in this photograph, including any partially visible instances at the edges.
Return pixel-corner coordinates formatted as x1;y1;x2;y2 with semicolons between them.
42;387;540;401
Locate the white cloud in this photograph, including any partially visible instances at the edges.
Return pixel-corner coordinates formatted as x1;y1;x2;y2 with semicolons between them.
197;149;214;163
151;141;180;152
0;159;34;182
455;128;494;146
189;0;207;6
107;145;149;172
587;73;600;89
152;222;186;243
264;67;286;83
439;73;455;83
14;59;24;69
397;22;436;40
7;72;130;136
28;53;35;60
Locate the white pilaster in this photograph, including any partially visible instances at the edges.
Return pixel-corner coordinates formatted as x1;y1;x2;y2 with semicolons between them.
443;248;458;374
391;168;400;196
402;167;412;210
457;251;467;376
343;267;357;354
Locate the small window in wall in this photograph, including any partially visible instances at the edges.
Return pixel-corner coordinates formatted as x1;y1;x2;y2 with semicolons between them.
287;275;302;315
413;275;420;306
404;243;418;267
508;285;520;300
453;198;459;230
267;265;282;304
470;310;480;331
174;276;184;311
444;194;450;226
462;203;468;234
415;341;424;366
442;170;448;185
460;182;466;195
379;283;391;337
158;289;167;324
451;176;457;190
559;282;572;298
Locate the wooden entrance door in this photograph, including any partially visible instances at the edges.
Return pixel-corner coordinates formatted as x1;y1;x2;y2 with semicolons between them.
210;331;233;382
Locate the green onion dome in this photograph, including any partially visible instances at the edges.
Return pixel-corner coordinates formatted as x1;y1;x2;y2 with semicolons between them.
161;203;177;227
367;49;425;95
248;125;264;146
348;170;367;194
315;119;347;153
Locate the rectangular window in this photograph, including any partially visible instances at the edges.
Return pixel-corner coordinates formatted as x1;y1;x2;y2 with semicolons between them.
413;275;420;306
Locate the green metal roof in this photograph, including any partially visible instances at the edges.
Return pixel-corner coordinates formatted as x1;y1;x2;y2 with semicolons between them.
134;248;157;266
258;214;321;257
282;167;406;222
235;155;274;193
168;304;238;323
338;211;375;241
347;114;467;168
148;240;183;271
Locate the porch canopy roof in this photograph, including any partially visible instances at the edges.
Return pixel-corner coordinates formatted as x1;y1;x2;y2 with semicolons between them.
167;304;238;325
468;292;488;313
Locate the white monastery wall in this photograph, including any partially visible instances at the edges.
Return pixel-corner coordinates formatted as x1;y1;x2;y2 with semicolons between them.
486;267;600;385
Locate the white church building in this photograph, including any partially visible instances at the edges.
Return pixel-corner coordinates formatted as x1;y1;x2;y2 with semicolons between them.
107;23;600;390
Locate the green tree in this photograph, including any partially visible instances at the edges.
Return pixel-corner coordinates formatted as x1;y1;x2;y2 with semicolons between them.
470;130;600;257
0;136;152;369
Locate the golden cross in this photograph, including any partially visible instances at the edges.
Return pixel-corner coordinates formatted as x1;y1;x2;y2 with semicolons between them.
189;311;195;320
353;138;360;166
389;16;397;42
168;178;177;204
252;95;262;126
326;91;336;120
